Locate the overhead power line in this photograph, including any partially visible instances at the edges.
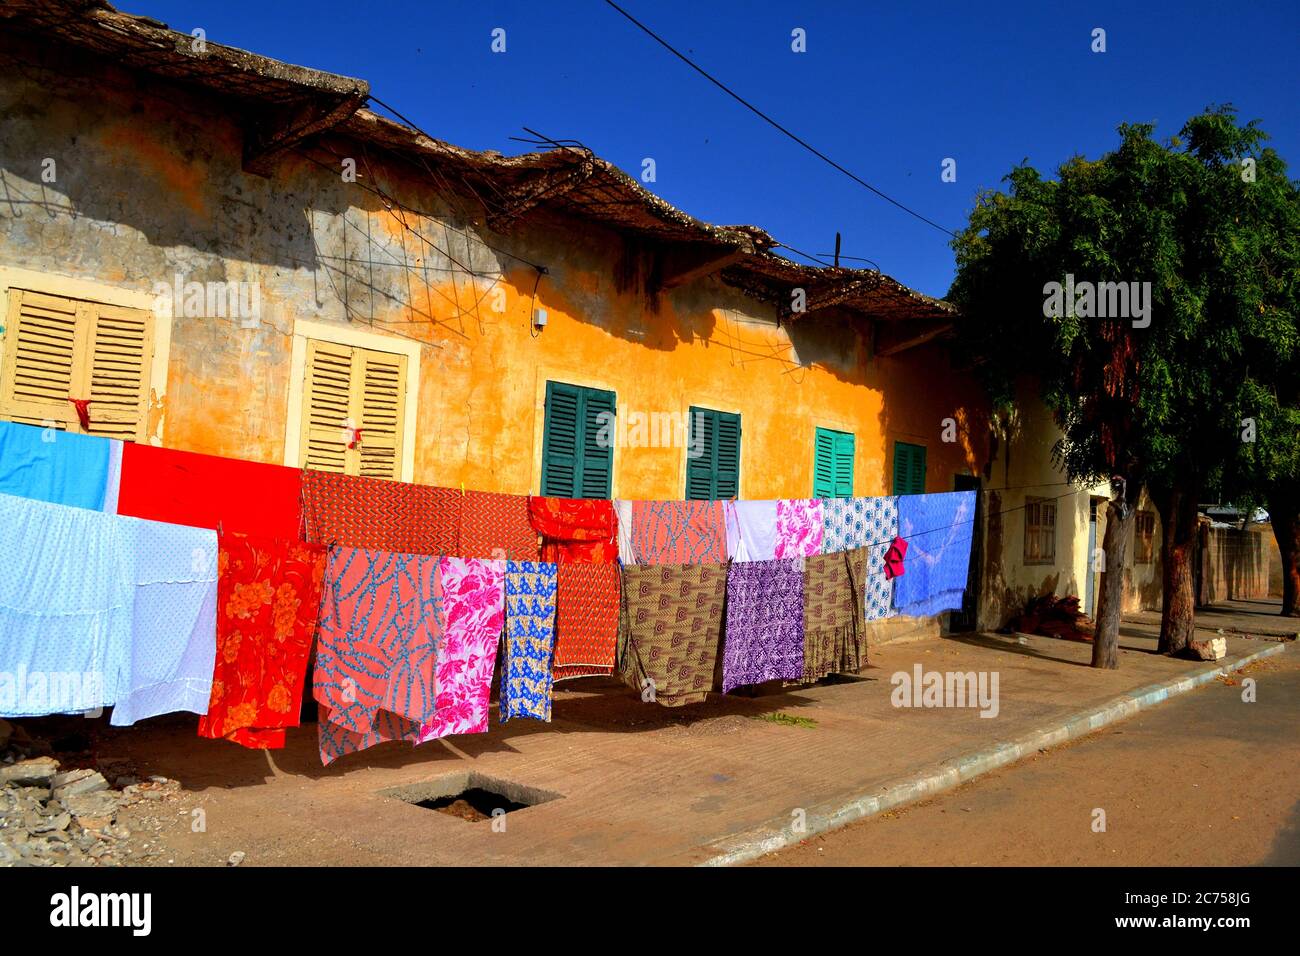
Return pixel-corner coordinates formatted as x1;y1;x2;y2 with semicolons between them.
601;0;959;240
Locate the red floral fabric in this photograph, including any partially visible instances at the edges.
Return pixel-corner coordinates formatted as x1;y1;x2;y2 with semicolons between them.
301;469;460;554
527;496;618;564
459;490;539;561
197;532;327;749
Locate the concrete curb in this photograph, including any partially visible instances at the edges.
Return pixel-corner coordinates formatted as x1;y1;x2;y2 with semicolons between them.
698;641;1288;867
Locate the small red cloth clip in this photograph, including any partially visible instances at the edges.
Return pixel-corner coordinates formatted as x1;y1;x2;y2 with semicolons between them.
884;535;908;580
347;427;363;450
68;398;92;430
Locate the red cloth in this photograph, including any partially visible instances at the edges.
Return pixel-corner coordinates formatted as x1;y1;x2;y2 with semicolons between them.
553;562;621;680
884;535;908;580
459;490;539;560
197;533;327;749
301;468;460;554
117;443;303;539
527;496;618;563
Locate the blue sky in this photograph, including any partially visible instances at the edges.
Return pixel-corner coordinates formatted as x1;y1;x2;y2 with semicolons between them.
134;1;1299;297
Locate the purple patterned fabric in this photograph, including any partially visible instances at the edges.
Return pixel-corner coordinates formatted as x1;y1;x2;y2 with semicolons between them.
722;558;805;693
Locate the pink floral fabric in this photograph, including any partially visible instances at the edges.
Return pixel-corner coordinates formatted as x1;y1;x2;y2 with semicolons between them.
774;499;824;558
418;558;506;742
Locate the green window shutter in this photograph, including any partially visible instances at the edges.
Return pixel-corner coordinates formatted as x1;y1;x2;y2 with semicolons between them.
685;407;741;500
541;381;615;499
892;441;927;495
833;430;855;497
541;381;580;498
579;386;615;498
813;427;853;498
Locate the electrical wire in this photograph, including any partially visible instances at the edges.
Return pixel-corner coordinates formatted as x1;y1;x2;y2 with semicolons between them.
601;0;959;239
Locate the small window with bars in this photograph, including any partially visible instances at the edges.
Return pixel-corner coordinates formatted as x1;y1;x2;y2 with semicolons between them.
1024;496;1057;565
0;288;155;441
1134;511;1156;564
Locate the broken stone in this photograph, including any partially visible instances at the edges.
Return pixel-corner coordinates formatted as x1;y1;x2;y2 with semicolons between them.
227;850;246;867
51;770;109;799
61;791;119;821
0;756;59;787
32;812;71;834
1187;637;1228;661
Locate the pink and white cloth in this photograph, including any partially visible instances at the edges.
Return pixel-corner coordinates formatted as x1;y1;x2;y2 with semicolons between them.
774;499;824;558
418;558;506;742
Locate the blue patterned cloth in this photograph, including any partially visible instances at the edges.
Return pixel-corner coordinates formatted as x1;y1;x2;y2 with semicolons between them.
501;560;559;722
0;420;116;511
824;496;898;620
893;491;977;617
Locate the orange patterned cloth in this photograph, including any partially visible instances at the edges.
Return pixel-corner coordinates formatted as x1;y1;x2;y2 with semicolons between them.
527;496;618;564
198;532;327;749
301;469;460;555
460;490;539;560
553;562;621;680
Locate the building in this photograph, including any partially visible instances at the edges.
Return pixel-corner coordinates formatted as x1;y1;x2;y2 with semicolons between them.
0;0;1165;637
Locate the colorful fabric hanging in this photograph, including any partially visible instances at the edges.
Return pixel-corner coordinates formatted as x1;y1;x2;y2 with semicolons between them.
615;499;636;563
552;562;621;681
459;490;540;561
117;442;302;538
774;499;824;558
822;496;883;553
893;491;977;617
302;469;460;555
724;499;779;562
0;493;129;717
853;496;900;621
626;499;727;564
800;547;869;683
418;558;506;741
722;558;805;693
527;496;618;563
884;535;908;579
500;561;559;722
110;516;219;726
313;546;442;765
197;533;327;749
618;563;726;707
0;420;116;511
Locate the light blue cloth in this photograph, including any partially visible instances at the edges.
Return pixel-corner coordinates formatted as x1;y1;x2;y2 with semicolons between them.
0;492;131;716
893;491;977;617
0;420;115;511
0;492;217;722
110;517;218;727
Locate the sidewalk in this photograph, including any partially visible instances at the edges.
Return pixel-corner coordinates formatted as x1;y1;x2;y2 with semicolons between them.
73;627;1287;866
1123;596;1299;639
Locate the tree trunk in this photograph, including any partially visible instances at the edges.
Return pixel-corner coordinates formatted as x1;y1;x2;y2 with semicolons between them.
1154;487;1199;655
1268;492;1300;617
1091;495;1134;669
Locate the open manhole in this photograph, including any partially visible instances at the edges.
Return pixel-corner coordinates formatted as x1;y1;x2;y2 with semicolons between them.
380;772;561;823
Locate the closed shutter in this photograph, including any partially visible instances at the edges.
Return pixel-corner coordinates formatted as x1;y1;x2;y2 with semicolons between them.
813;427;854;498
300;339;407;480
685;407;741;500
0;288;153;440
892;441;927;495
540;380;615;499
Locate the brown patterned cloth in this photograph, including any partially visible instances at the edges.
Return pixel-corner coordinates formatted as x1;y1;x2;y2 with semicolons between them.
459;490;539;561
618;563;726;707
301;469;460;555
799;546;870;683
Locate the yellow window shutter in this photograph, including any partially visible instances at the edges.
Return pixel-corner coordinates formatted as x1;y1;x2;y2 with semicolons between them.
81;302;154;442
1;289;153;440
299;338;408;480
355;346;406;481
300;338;353;475
0;289;83;430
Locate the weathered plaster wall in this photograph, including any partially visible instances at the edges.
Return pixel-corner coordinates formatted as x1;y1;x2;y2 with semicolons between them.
0;39;988;505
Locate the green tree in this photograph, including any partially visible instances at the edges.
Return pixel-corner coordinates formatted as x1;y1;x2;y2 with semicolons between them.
950;107;1298;666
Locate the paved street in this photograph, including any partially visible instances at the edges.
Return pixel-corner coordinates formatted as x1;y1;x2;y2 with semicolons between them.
758;649;1299;866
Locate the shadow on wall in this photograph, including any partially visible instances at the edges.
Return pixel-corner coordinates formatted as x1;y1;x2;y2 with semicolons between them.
1200;524;1272;605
